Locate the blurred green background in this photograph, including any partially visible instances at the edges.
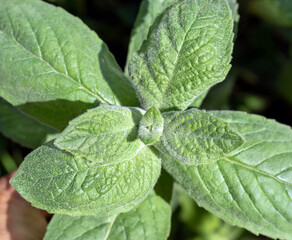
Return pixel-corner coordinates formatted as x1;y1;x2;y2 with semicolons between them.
0;0;291;239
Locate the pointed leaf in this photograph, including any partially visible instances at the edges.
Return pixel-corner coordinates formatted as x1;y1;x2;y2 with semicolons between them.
0;0;138;130
55;105;144;163
128;0;233;111
138;107;164;145
162;111;292;239
10;142;161;216
155;108;244;164
44;192;171;240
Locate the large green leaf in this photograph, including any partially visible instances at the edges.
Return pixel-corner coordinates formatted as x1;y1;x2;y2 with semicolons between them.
10;142;161;216
248;0;292;27
0;0;138;130
162;111;292;239
155;109;244;165
128;0;233;111
0;97;57;149
44;192;171;240
55;105;144;163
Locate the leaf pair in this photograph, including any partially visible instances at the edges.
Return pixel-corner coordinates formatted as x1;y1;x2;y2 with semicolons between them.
54;105;244;165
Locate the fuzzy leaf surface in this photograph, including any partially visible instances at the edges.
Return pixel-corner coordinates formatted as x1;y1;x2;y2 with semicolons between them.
0;0;138;129
162;111;292;239
55;105;144;163
155;109;244;164
189;0;240;108
125;0;173;73
129;0;233;111
10;142;161;216
139;107;164;145
44;192;171;240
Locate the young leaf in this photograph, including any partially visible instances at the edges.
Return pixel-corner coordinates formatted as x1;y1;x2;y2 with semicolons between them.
10;142;161;216
138;107;164;145
0;0;138;130
55;105;145;163
128;0;233;111
155;109;244;165
44;192;171;240
162;111;292;239
0;97;58;149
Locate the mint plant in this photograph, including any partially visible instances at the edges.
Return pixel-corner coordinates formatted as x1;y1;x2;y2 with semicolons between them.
0;0;291;239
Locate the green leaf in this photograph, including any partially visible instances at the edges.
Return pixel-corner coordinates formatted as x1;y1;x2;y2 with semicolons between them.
162;111;292;239
55;105;144;163
0;97;58;149
248;0;292;27
188;90;209;108
125;0;172;73
200;71;236;110
10;142;161;216
0;0;138;130
155;108;244;165
154;169;174;203
44;192;171;240
128;0;233;111
188;0;240;109
139;107;164;145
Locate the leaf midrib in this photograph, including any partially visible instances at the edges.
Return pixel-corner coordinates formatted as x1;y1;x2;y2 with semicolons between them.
0;10;110;104
160;0;210;108
223;157;292;188
104;215;117;240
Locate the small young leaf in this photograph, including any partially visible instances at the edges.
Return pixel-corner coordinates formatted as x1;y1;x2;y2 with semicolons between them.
139;107;164;145
44;192;171;240
162;111;292;239
156;108;244;165
129;0;233;111
55;105;145;163
0;0;138;130
10;142;161;216
0;97;58;149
